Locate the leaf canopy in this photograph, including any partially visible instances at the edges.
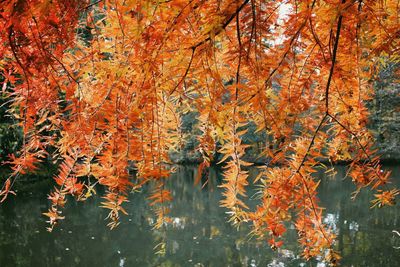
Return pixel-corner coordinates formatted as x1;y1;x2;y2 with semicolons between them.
0;0;399;263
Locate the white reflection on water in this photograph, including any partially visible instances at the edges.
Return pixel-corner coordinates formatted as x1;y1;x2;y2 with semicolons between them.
267;259;285;267
349;221;359;231
323;213;339;233
118;257;125;267
172;217;186;229
278;249;295;259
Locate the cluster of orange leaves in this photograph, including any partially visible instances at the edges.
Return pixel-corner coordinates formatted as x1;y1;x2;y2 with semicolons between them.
0;0;399;263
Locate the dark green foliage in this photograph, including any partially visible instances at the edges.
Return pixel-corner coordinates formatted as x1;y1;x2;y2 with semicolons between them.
0;78;22;159
169;111;201;163
368;59;400;160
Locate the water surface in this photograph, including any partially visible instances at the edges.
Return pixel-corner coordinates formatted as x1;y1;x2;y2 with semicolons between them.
0;165;399;266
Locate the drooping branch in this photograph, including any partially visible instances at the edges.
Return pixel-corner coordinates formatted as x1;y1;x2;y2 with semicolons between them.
168;47;195;96
325;0;345;112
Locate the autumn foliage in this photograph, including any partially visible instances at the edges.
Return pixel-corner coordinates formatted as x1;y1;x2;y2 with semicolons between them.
0;0;399;263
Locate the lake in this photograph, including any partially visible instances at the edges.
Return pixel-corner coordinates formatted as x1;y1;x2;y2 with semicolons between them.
0;165;399;266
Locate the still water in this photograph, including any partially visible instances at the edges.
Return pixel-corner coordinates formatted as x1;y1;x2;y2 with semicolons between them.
0;165;399;267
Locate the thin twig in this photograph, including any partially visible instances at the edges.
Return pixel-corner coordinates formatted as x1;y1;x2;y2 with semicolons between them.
169;48;195;96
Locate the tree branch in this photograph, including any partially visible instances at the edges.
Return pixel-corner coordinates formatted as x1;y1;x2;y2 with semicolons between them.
325;0;345;112
190;0;250;50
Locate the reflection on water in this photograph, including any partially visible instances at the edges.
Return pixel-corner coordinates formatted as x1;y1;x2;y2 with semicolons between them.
0;165;399;266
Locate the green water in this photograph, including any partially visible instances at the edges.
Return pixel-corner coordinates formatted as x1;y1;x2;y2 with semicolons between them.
0;165;399;267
